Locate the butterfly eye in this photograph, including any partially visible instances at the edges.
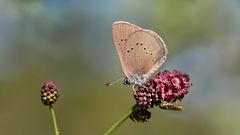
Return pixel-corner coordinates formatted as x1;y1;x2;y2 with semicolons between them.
124;39;127;41
127;50;130;53
121;39;123;41
150;53;153;55
136;42;139;45
131;47;134;50
143;47;146;50
140;42;143;46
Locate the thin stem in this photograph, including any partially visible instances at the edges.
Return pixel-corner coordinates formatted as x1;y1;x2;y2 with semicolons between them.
104;105;139;135
49;105;59;135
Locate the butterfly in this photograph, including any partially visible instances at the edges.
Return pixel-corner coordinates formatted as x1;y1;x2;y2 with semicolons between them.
109;21;168;86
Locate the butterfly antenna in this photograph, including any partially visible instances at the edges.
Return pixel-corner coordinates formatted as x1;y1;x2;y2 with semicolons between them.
105;77;125;86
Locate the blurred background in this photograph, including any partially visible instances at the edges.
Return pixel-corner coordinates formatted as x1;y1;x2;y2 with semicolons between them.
0;0;240;135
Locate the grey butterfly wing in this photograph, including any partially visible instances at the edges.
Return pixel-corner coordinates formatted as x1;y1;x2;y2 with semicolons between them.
112;21;142;78
121;29;168;84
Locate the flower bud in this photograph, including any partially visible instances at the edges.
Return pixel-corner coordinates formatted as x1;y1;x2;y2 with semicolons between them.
40;81;59;105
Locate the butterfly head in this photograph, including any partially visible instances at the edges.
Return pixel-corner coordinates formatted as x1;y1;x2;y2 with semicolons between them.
123;77;131;85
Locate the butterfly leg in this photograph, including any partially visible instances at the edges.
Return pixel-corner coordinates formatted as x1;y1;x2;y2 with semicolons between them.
132;84;148;93
132;84;138;93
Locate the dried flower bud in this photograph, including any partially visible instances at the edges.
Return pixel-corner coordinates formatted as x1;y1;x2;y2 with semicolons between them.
40;81;59;105
130;109;151;123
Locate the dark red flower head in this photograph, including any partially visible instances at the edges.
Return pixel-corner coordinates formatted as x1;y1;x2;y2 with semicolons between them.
133;86;153;109
134;70;191;109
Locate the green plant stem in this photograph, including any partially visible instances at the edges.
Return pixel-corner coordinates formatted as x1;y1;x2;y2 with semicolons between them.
49;105;59;135
104;104;139;135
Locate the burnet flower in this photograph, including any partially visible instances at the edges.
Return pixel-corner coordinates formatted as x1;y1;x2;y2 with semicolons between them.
132;70;191;122
40;80;60;135
40;81;60;105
